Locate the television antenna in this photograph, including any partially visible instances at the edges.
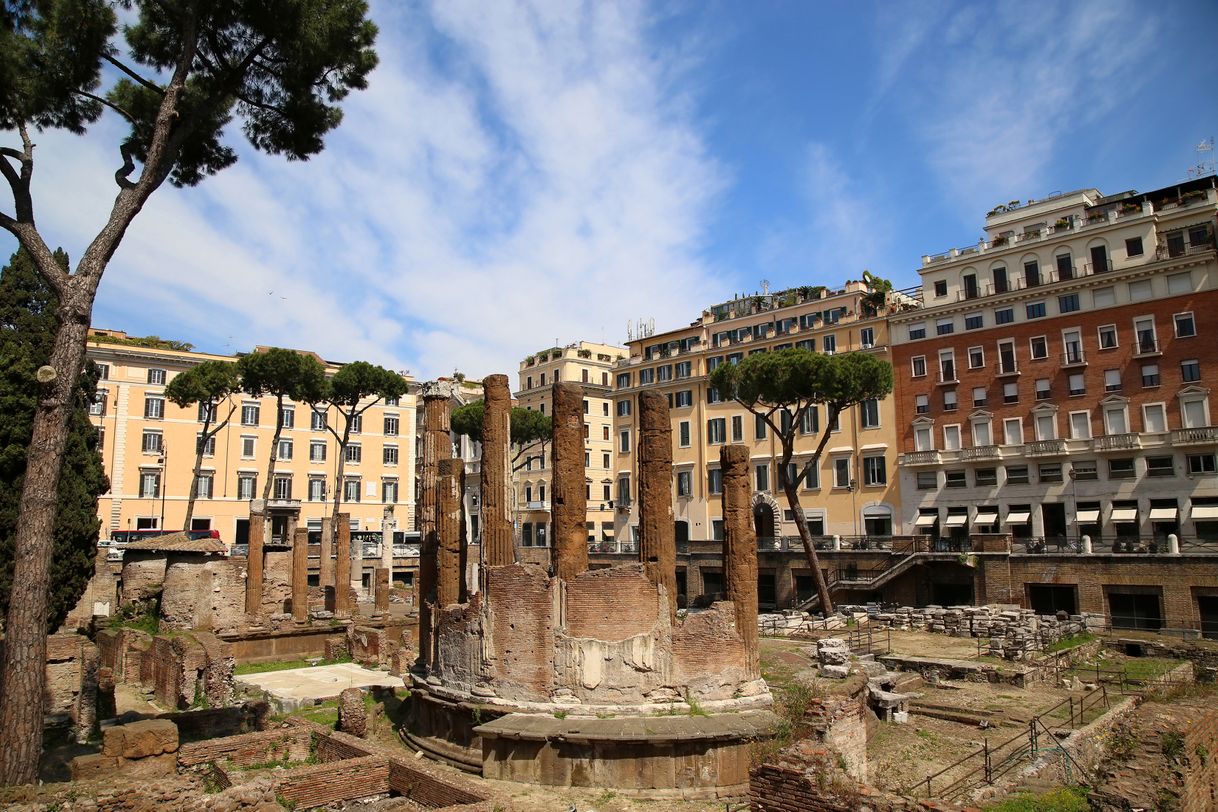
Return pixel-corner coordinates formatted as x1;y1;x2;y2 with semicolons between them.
1187;137;1214;179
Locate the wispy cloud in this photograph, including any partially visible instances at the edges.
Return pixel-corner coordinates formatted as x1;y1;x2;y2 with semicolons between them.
3;0;727;380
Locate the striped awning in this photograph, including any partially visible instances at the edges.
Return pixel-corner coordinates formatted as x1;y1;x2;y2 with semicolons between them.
1111;508;1139;523
1076;509;1101;523
1149;507;1178;521
1006;511;1031;525
915;513;938;527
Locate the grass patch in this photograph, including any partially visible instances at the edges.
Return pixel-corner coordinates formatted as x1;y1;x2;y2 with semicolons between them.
106;596;161;635
982;786;1088;812
1046;633;1095;653
751;678;824;766
235;654;352;675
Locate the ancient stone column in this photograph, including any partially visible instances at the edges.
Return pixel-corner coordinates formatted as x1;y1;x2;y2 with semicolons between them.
374;567;390;616
419;381;455;669
244;508;266;617
292;527;309;623
551;382;588;581
481;374;514;567
319;515;334;592
638;391;677;619
721;445;759;678
335;514;352;617
381;510;395;584
437;458;465;609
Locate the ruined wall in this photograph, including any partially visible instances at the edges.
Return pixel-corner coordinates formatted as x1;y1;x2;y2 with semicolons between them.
160;557;248;634
433;598;485;691
139;632;233;710
484;563;553;701
62;551;121;631
670;602;753;701
42;634;99;742
261;549;293;617
119;553;168;604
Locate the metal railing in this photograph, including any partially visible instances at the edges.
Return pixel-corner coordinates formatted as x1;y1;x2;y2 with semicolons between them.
587;540;639;554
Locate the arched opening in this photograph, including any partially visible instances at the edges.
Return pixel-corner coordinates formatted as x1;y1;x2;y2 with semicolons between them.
753;503;775;539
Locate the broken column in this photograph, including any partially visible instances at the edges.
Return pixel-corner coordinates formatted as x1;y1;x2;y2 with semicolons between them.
380;508;395;584
481;374;514;567
638;391;677;619
335;514;352;617
551;381;588;581
374;567;390;616
244;508;266;617
437;458;465;608
419;381;455;670
721;445;760;678
292;527;309;623
320;515;334;599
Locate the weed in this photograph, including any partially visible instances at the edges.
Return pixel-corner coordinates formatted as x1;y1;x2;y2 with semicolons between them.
1046;633;1096;653
471;706;483;725
981;786;1088;812
1195;743;1209;766
1161;729;1185;760
594;789;616;805
685;690;708;717
553;710;568;719
596;711;612;719
276;793;297;810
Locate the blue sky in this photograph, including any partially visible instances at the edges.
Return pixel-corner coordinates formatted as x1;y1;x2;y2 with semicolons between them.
4;0;1217;380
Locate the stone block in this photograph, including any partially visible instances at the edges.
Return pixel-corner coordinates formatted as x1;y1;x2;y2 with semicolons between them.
117;752;177;777
102;724;126;757
338;687;368;737
820;664;850;679
71;753;117;781
120;719;179;758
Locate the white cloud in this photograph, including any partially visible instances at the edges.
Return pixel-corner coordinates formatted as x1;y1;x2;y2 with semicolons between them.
2;0;727;381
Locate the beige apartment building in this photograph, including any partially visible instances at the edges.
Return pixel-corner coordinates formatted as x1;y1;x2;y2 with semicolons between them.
612;282;903;547
513;341;626;549
86;331;417;546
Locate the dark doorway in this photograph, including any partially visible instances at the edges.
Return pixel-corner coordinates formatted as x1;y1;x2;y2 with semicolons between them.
676;568;688;608
931;581;973;606
675;521;689;545
1198;596;1218;640
1108;591;1163;630
235;518;249;546
794;574;817;604
753;503;775;539
1028;584;1078;615
758;571;777;607
701;569;723;599
1042;503;1067;548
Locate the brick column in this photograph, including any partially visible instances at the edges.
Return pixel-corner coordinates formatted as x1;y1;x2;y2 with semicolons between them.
335;514;352;617
722;445;759;678
638;391;677;620
374;567;390;616
437;458;465;609
319;515;334;595
551;382;588;581
481;374;514;567
419;382;454;670
244;508;266;617
292;527;309;623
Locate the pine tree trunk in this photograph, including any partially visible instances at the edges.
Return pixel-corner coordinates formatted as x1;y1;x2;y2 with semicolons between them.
0;311;89;785
329;413;352;561
261;394;285;503
183;414;212;530
784;479;834;615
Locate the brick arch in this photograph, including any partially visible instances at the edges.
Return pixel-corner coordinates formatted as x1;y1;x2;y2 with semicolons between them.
751;491;782;538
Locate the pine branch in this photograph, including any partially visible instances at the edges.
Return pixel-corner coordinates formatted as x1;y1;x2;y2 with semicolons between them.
102;53;165;94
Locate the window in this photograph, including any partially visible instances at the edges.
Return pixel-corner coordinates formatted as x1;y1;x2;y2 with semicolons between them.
942;389;957;411
823;335;837;354
242;402;260;426
1182;395;1209;429
277;438;293;460
915;394;929;414
860;399;880;428
345;443;362;463
863;455;886;486
801;406;818;435
1167;272;1193;294
344;478;361;502
938;350;956;382
197;433;216;457
602;426;609;441
540;372;547;386
1135;317;1158;353
943;424;962;451
196;472;213;499
1093;286;1115;307
273;475;292;500
916;471;937;490
677;470;692;497
310;441;327;462
311;410;327;431
1098;324;1118;349
1026;302;1046;319
678;421;690;447
860;327;875;348
96;363;109;380
384;414;399;436
945;471;966;488
1024;260;1041;287
908;323;926;340
731;415;744;442
1104;369;1122;392
936;318;955;336
1141;363;1160;387
1030;336;1048;359
280;406;295;429
1129;279;1154;302
602;452;610;468
88;391;106;416
933;279;948;297
1035;378;1051;400
141;430;162;454
965;314;984;330
1062;329;1083;365
616;372;631;388
139;470;160;498
1143;403;1167;433
975;468;998;486
1104;405;1129;435
801;461;819;489
657;365;673;382
998;340;1017;374
638;368;654;385
619;430;631;453
1072;461;1098;481
197;401;217;422
708;469;723;495
1006;465;1029;484
995;307;1014;325
1181;359;1201;383
241;436;255;458
1035;413;1056;441
616;399;632;417
993;266;1008;293
1056;252;1074;280
755;464;769;492
674;390;692;408
1187;454;1217;475
383;445;398;465
971;416;992;446
1147;456;1174;478
1068;373;1085;396
308;478;326;501
238;474;257;500
963;273;979;299
968;346;984;369
147;368;166;385
707;418;726;445
1003;381;1019;404
1174;312;1196;338
1108;458;1135;479
914;425;933;451
754;414;767;440
1125;236;1143;256
143;396;164;420
972;387;987;407
382;479;399;504
707;388;723;404
833;458;851;488
1003;418;1023;446
675;361;691;379
1090;244;1109;273
1038;463;1063;483
349;414;362;434
1058;293;1080;313
911;356;927;377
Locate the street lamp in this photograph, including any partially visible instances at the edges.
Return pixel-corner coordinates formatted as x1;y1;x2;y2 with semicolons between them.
157;443;168;531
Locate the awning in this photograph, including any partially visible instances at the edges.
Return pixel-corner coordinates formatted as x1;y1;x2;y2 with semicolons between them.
1111;508;1139;523
944;514;969;527
1191;505;1218;520
1006;511;1031;524
1076;509;1101;523
975;510;999;524
915;513;938;527
1149;507;1178;521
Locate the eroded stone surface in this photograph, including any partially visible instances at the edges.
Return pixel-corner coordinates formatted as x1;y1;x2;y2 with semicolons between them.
551;381;587;581
638;390;676;620
338;686;368;737
722;444;760;678
334;515;352;617
418;387;453;670
291;527;309;623
481;374;514;567
437;458;465;609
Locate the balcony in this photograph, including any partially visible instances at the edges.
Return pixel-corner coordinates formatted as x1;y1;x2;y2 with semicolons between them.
996;364;1020;378
1092;433;1142;452
523;501;550;511
961;445;1001;462
1024;439;1066;457
899;450;940;466
1133;337;1160;358
1061;349;1086;367
1171;426;1218;447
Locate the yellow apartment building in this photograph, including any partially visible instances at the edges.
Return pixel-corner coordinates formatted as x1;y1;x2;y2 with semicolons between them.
86;331;417;546
612;281;903;546
513;341;626;549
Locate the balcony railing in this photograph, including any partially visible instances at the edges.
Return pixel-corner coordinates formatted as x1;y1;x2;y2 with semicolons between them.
1024;439;1066;456
1062;348;1086;366
961;445;1001;461
899;450;941;466
588;540;638;554
1092;433;1141;452
1171;426;1218;446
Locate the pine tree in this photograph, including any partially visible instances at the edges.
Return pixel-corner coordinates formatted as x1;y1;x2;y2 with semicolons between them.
0;248;108;632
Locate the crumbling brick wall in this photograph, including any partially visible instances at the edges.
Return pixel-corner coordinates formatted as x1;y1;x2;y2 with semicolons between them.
139;632;233;710
670;601;751;701
40;634;99;742
160;557;248;634
119;553;168;605
178;726;312;767
484;563;553;701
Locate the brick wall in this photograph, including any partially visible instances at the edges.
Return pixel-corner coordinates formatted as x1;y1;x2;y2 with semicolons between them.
670;601;750;700
565;564;660;640
274;755;390;808
485;563;554;700
387;760;487;807
178;727;312;767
